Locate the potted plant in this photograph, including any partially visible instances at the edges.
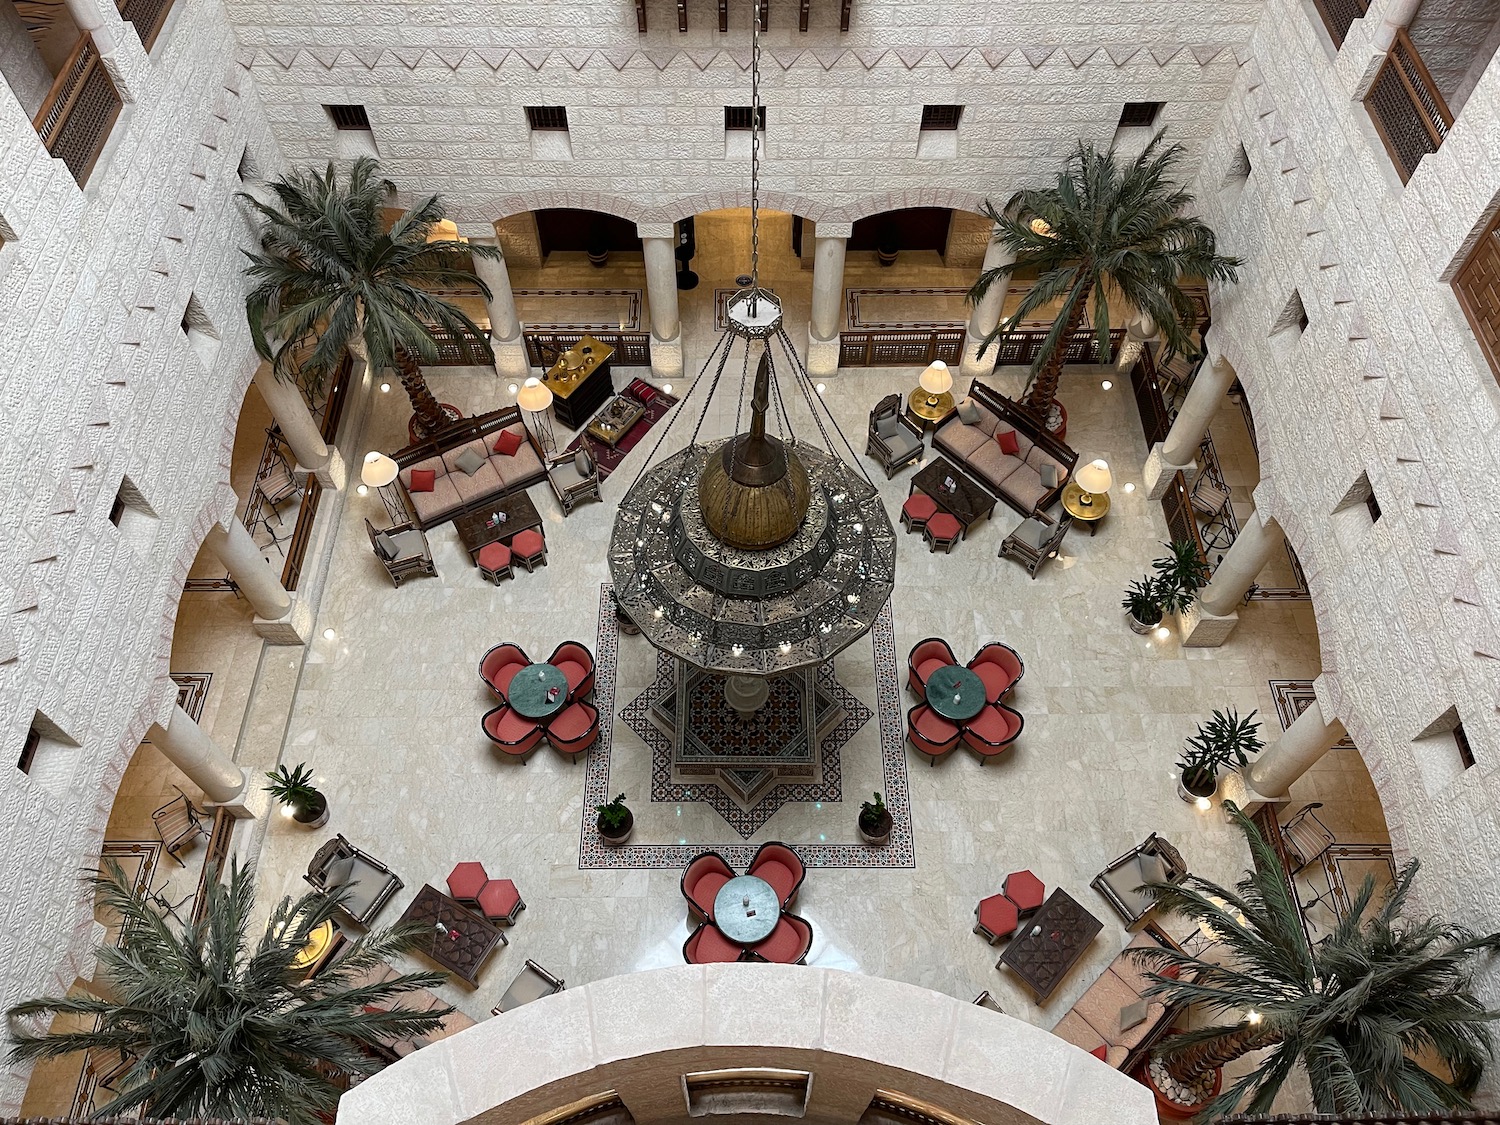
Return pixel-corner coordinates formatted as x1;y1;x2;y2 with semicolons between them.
1121;577;1165;635
596;792;634;845
264;763;329;828
858;792;893;845
1175;708;1263;804
1152;539;1212;617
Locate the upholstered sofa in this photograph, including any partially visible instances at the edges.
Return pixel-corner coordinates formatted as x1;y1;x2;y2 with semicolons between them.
345;958;477;1059
392;406;548;530
933;380;1077;517
1051;926;1185;1072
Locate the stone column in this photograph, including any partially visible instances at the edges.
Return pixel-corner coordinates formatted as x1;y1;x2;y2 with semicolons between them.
1248;691;1347;797
460;227;530;380
960;228;1015;381
205;518;310;644
149;703;247;805
639;224;683;381
63;0;135;95
1181;509;1284;647
1115;313;1157;372
806;222;851;379
1142;351;1237;500
252;365;345;490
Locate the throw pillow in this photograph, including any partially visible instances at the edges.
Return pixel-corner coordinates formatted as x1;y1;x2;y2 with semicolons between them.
408;468;436;493
876;413;899;440
1039;462;1059;489
996;427;1020;456
636;384;657;404
574;448;594;477
1137;851;1169;887
956;397;981;425
323;855;356;890
492;429;523;457
453;447;486;476
1119;998;1150;1033
373;532;398;561
1089;1044;1109;1062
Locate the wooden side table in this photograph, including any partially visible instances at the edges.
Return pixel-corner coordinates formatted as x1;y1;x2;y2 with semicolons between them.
1059;482;1110;536
905;388;955;432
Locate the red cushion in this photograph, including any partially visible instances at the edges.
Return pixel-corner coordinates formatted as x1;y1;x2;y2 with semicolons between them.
972;663;1012;701
555;659;587;691
976;893;1018;936
636;384;657;403
903;494;938;519
913;707;958;741
996;427;1019;455
548;702;592;740
688;925;743;964
487;707;539;742
477;542;511;568
409;468;436;493
476;878;521;917
927;512;961;539
916;657;950;684
492;662;522;694
967;704;1021;744
492;428;523;456
447;861;489;899
753;917;807;964
752;860;797;903
691;871;730;911
1090;1044;1109;1061
511;528;545;557
1003;870;1046;912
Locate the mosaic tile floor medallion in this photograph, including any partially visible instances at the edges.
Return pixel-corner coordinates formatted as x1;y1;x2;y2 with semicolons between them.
580;585;914;870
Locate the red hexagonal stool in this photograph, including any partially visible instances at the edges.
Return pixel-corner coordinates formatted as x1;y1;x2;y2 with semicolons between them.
1002;870;1045;918
973;893;1018;944
446;862;489;906
476;878;526;925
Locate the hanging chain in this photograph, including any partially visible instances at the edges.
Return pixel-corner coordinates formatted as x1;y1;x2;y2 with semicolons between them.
749;0;763;294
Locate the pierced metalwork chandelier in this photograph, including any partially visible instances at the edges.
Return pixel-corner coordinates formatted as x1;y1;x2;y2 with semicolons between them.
607;6;895;676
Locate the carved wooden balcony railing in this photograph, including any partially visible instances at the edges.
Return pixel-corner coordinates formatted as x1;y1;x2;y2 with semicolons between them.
32;34;123;187
1364;28;1453;183
117;0;177;50
1310;0;1369;47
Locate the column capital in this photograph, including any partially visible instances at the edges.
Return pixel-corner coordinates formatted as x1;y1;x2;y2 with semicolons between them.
814;222;853;240
455;221;498;241
636;222;676;241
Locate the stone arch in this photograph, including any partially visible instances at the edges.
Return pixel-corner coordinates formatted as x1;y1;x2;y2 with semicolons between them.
643;188;833;224
337;965;1156;1125
450;190;653;226
834;187;996;225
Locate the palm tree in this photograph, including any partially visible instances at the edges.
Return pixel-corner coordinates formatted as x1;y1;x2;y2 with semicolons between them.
1131;803;1500;1119
240;156;501;436
967;133;1240;426
8;860;454;1125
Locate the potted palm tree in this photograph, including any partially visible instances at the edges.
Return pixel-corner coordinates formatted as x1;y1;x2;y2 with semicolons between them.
1152;538;1212;618
965;134;1240;433
1175;709;1262;804
240;157;501;439
1131;803;1500;1120
596;792;634;845
858;792;893;845
7;860;452;1125
1121;577;1165;635
264;762;329;828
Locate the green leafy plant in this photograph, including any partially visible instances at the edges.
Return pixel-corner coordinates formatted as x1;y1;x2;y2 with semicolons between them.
1121;577;1165;623
1131;803;1500;1118
1151;538;1212;614
966;133;1240;423
595;793;631;832
859;792;889;831
7;860;450;1125
1176;708;1263;792
264;761;321;808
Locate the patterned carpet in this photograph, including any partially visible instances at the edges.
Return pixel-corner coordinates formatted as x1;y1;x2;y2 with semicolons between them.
563;382;679;481
579;585;915;870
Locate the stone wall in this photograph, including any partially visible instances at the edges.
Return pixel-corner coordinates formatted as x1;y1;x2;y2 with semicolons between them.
0;0;280;1108
1188;0;1500;944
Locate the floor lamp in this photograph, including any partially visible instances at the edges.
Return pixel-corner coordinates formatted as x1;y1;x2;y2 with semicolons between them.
360;451;405;526
518;377;556;455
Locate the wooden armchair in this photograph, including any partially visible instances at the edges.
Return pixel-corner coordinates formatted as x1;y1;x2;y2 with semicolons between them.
547;449;602;515
255;430;302;523
997;514;1071;579
365;518;436;587
1090;833;1188;926
151;790;208;867
490;959;566;1015
866;394;925;479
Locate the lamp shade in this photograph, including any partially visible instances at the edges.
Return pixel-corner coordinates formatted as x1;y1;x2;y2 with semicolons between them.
918;360;952;396
361;451;399;488
1075;458;1112;495
516;377;554;412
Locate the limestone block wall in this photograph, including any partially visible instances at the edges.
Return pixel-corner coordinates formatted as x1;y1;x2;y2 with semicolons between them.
0;0;281;1107
228;0;1259;225
1190;0;1500;933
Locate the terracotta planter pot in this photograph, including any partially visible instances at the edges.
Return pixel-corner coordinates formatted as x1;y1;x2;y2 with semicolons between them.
1140;1060;1222;1121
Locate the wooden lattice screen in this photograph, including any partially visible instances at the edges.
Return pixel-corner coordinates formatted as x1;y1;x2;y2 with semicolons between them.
1455;211;1500;381
32;35;123;186
1310;0;1369;47
116;0;177;50
1364;29;1452;183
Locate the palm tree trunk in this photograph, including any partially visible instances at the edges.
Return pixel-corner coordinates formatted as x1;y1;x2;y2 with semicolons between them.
1163;1024;1280;1087
1022;280;1093;420
396;347;448;434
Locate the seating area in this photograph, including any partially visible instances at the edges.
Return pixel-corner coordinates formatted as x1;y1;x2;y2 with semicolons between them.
906;638;1025;765
1050;927;1188;1071
304;834;406;927
932;381;1077;518
680;843;813;964
479;640;599;764
390;406;549;530
365;518;438;587
973;869;1046;943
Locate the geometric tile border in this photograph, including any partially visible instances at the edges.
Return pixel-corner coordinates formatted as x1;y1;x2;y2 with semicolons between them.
579;584;915;870
845;286;967;330
513;287;642;331
1268;679;1356;749
142;672;212;743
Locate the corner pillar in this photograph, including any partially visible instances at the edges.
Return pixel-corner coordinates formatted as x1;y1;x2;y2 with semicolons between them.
960;227;1015;381
460;227;531;380
1143;351;1237;500
1248;682;1347;796
1180;510;1284;647
205;518;310;644
640;224;683;381
806;222;851;379
148;703;247;808
252;365;345;490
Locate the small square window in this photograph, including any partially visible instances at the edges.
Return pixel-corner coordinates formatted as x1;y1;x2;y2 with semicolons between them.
1272;290;1308;337
724;106;767;131
1455;722;1476;769
1364;491;1382;523
18;726;40;774
526;106;570;131
1119;101;1163;128
17;712;80;797
325;104;371;131
920;105;964;131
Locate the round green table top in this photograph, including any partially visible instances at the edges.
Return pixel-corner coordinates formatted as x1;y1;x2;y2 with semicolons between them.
508;663;569;719
714;875;781;944
925;664;986;723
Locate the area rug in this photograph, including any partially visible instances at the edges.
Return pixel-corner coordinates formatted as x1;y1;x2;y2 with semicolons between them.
563;380;679;482
579;584;915;870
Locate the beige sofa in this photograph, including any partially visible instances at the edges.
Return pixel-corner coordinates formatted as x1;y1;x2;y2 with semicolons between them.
933;381;1077;517
392;406;548;530
346;959;477;1059
1051;928;1184;1072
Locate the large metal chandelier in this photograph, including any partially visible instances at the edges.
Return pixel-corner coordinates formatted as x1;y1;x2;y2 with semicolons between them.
607;7;895;677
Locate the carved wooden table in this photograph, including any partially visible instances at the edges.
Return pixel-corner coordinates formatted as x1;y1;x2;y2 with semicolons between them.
396;884;506;988
996;888;1103;1003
